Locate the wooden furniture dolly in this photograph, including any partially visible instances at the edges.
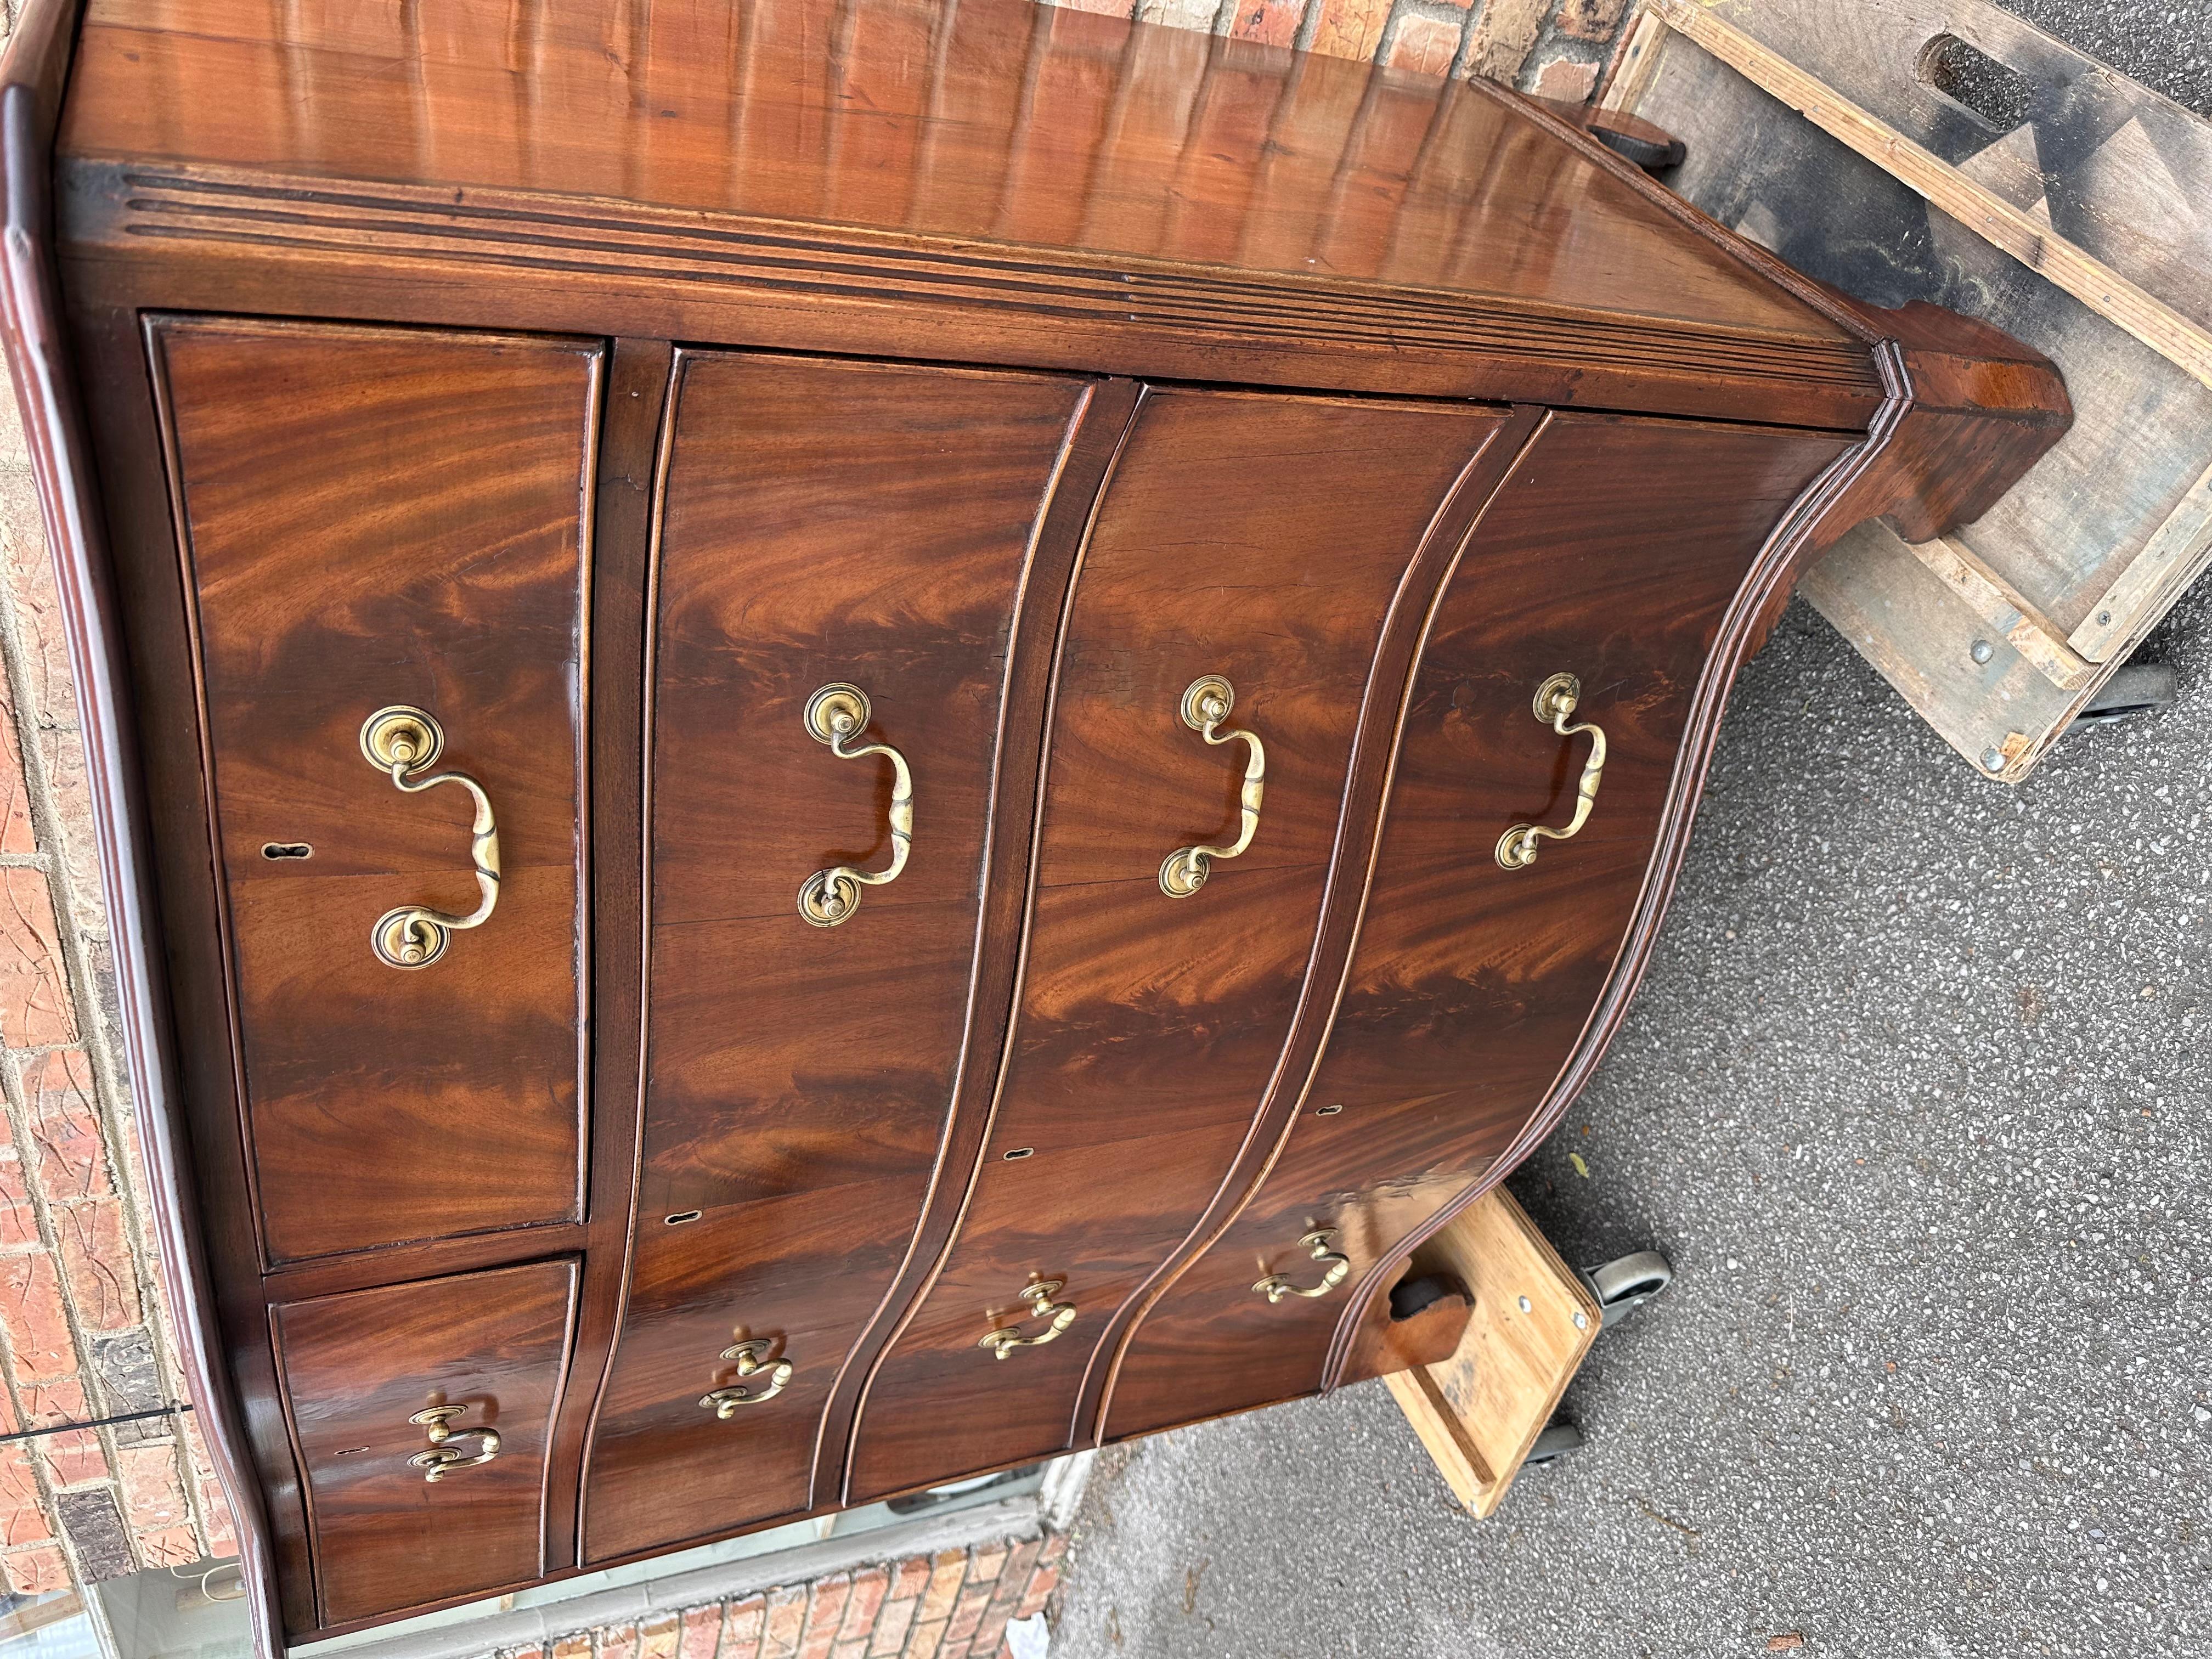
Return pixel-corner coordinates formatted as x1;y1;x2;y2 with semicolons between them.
0;0;2064;1647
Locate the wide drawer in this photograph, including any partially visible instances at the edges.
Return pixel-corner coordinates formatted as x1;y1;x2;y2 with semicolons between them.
270;1257;580;1628
148;317;596;1266
1101;413;1854;1437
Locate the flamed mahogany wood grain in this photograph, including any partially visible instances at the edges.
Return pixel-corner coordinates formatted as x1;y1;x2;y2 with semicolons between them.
5;0;2079;1640
586;352;1098;1558
1102;415;1850;1437
146;318;597;1266
845;390;1503;1500
270;1257;578;1628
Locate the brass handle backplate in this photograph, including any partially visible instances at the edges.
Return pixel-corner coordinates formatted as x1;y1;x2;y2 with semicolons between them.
1496;673;1608;871
978;1275;1078;1360
798;684;913;928
1160;675;1266;898
406;1404;500;1482
360;706;500;968
1253;1229;1351;1304
699;1337;793;1417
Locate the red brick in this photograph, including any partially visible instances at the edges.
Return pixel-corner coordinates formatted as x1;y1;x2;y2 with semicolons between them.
119;1443;193;1537
24;1048;109;1202
1052;0;1137;15
55;1195;140;1332
600;1624;641;1659
761;1584;808;1659
889;1557;932;1601
944;1587;991;1645
137;1525;200;1567
995;1540;1041;1593
1225;0;1304;44
640;1614;682;1659
0;1444;53;1547
839;1565;888;1641
39;1427;105;1487
966;1547;1007;1587
1039;1533;1067;1565
799;1572;851;1659
0;1252;77;1381
0;867;76;1048
20;1376;83;1430
680;1603;723;1659
1307;0;1390;61
1527;54;1598;101
969;1602;1013;1656
903;1622;947;1659
182;1413;238;1551
1385;13;1460;75
509;1647;548;1659
1015;1565;1058;1618
552;1637;592;1659
721;1593;766;1659
1136;0;1218;26
0;684;35;856
829;1645;867;1659
2;1542;69;1594
0;472;75;731
1555;0;1626;41
0;1118;38;1249
1463;0;1544;79
919;1552;966;1623
868;1593;914;1657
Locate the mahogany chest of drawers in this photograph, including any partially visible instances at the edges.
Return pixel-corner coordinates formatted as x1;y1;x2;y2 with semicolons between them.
0;0;2065;1644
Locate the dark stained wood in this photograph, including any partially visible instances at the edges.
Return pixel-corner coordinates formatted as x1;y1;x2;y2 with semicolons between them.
47;0;1895;428
584;353;1100;1559
1101;414;1852;1438
3;0;2081;1641
145;318;598;1265
270;1257;579;1628
845;389;1503;1500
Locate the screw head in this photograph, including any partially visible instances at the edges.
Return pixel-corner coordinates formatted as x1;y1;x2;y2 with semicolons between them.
1517;1295;1533;1313
1572;1310;1588;1330
1980;747;2006;773
1970;639;1994;664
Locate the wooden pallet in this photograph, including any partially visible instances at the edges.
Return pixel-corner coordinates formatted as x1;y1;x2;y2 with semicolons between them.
1385;1188;1601;1517
1598;0;2212;781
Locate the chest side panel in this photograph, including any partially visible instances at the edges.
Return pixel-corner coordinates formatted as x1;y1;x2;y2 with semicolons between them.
846;388;1505;1499
583;353;1090;1561
148;317;597;1267
1101;413;1853;1438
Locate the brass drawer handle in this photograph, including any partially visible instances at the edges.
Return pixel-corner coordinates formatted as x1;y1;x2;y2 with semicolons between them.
1253;1229;1351;1304
977;1275;1077;1361
360;706;500;968
1160;675;1266;898
1496;673;1608;870
798;684;912;928
405;1404;500;1482
699;1338;793;1417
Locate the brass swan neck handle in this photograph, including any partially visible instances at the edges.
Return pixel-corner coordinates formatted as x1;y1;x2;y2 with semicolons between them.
700;1337;794;1416
360;706;500;969
1496;673;1607;871
1252;1229;1351;1303
798;683;913;928
407;1404;500;1482
977;1275;1079;1360
1160;675;1266;898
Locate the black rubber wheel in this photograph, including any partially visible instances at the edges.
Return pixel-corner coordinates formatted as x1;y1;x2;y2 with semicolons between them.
1522;1422;1584;1466
2072;661;2177;727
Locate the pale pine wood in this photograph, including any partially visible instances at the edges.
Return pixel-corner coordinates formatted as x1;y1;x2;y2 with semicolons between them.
1384;1188;1600;1519
1903;536;2093;691
1645;0;2212;391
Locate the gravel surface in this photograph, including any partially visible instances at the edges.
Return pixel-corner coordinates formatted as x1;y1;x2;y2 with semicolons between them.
1997;2;2210;114
1051;578;2211;1657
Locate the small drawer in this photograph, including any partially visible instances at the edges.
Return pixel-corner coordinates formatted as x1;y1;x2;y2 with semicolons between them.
271;1258;579;1629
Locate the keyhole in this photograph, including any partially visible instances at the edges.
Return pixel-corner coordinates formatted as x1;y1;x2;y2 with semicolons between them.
262;843;313;861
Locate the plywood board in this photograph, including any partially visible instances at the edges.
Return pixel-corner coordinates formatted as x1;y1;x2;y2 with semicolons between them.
1384;1188;1601;1518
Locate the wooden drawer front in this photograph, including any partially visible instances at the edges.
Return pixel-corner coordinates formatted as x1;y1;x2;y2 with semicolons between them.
149;318;596;1265
1100;415;1852;1438
272;1258;579;1630
847;390;1504;1499
588;353;1092;1560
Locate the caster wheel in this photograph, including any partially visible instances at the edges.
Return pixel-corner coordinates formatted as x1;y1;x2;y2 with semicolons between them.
2072;661;2176;727
1582;1249;1673;1329
1522;1421;1584;1466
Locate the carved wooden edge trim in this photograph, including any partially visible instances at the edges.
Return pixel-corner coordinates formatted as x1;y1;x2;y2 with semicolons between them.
1313;335;2069;1389
1079;405;1554;1445
0;1;283;1650
832;379;1148;1505
546;336;675;1577
57;159;1890;429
